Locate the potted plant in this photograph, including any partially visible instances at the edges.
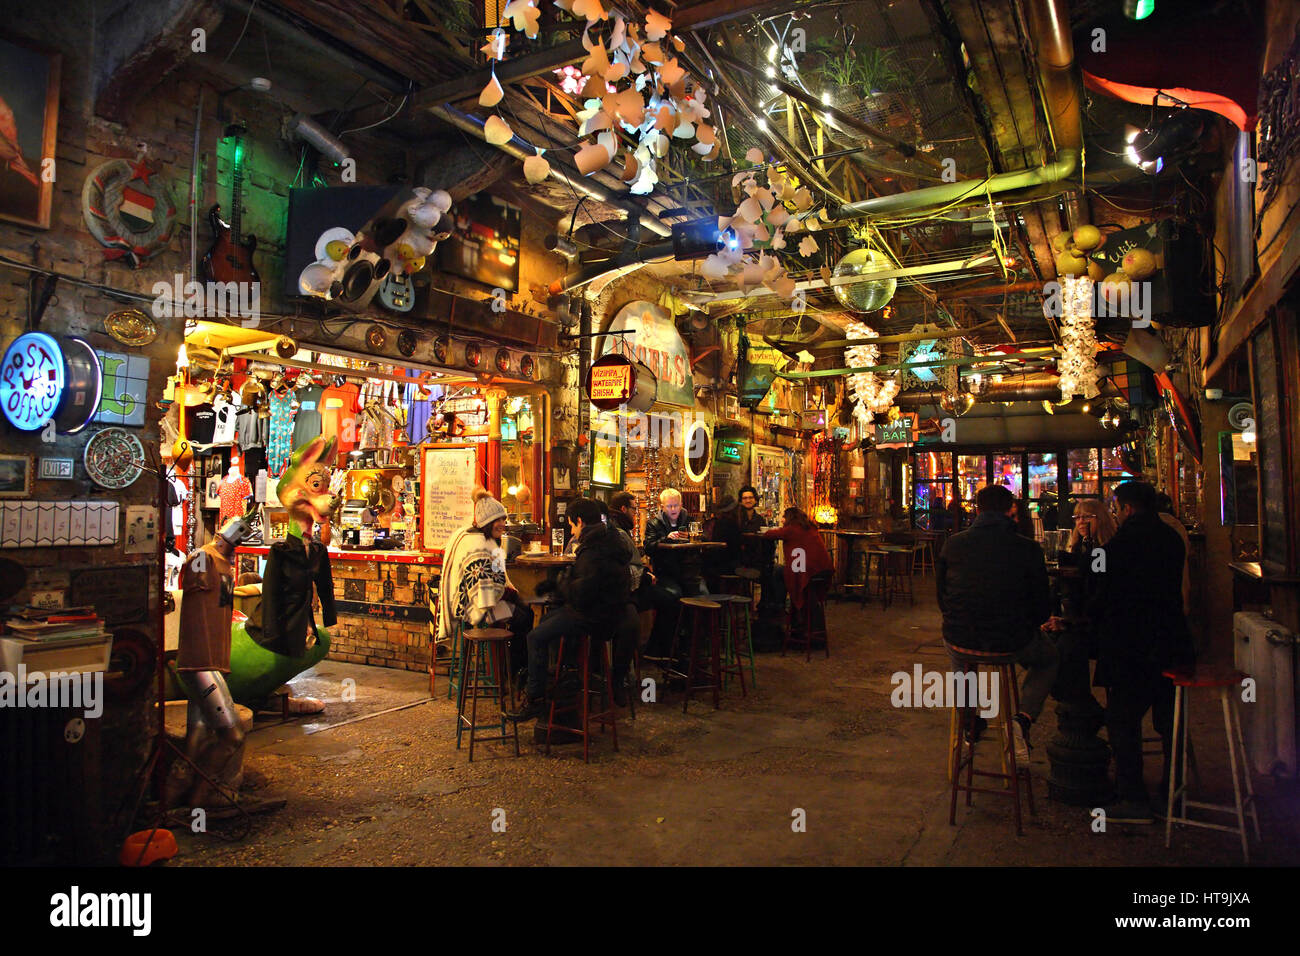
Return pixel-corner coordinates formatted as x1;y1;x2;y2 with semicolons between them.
809;41;913;130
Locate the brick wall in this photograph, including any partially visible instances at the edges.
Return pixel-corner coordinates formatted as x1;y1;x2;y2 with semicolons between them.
328;557;436;672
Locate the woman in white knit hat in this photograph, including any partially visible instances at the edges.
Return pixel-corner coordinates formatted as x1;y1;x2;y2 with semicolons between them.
436;489;532;670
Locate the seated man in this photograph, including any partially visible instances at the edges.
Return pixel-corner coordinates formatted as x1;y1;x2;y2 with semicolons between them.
642;488;704;655
936;484;1058;761
507;498;632;721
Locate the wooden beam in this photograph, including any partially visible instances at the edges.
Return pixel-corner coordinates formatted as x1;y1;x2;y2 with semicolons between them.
411;38;587;108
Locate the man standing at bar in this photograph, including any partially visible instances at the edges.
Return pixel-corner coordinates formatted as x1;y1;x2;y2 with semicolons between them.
1092;481;1193;825
936;484;1058;761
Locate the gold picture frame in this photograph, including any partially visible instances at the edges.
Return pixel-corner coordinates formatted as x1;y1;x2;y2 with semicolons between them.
0;35;61;229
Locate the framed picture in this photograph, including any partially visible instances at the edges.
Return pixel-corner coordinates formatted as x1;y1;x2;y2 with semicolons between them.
0;36;60;229
590;436;624;490
0;455;33;498
204;475;222;509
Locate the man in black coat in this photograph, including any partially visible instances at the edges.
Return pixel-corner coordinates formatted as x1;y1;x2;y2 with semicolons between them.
508;497;632;721
937;484;1057;758
1090;481;1194;824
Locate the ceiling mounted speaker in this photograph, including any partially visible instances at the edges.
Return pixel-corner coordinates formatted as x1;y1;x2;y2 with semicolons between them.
495;348;511;373
464;342;482;369
433;336;449;364
366;325;387;350
519;354;535;380
276;336;298;358
1227;402;1254;431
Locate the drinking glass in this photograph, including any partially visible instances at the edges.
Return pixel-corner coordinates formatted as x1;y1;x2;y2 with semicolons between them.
689;521;702;542
551;528;564;556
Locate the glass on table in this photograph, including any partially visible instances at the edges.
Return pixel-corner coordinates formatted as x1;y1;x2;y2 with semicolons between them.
551;527;564;556
689;521;702;542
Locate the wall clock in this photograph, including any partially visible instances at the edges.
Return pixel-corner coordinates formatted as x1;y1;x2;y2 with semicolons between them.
84;427;145;489
1;332;65;432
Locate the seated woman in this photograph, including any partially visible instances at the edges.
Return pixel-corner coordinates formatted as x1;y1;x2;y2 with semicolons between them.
763;507;834;618
703;495;742;591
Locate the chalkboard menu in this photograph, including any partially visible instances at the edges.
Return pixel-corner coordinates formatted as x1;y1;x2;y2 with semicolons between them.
421;445;480;552
1252;328;1289;571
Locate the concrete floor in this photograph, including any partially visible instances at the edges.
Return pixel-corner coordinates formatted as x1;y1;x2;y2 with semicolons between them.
176;592;1300;866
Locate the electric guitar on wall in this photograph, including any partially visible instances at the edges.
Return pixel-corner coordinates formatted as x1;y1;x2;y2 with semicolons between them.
200;122;260;284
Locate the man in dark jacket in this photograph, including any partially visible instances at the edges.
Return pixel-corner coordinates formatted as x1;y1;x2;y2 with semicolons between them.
508;497;632;720
937;484;1057;759
642;487;704;656
1091;481;1194;825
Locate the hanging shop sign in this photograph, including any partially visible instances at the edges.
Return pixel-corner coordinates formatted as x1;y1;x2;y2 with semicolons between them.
585;353;658;413
873;414;918;449
1;332;65;432
596;301;692;408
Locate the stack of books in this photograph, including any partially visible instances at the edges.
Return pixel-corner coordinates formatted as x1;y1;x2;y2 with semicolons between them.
4;607;110;644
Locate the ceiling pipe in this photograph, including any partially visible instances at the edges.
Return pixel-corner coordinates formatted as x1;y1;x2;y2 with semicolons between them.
1026;0;1086;228
828;149;1078;221
937;280;1045;300
895;382;1062;407
427;103;672;238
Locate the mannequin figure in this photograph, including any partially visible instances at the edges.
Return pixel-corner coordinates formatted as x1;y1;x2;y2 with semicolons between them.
217;458;253;526
261;435;338;713
176;510;257;809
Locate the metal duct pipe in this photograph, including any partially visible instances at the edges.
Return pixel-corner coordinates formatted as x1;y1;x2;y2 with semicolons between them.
895;383;1062;407
428;104;672;238
829;150;1078;221
546;241;675;297
1027;0;1085;226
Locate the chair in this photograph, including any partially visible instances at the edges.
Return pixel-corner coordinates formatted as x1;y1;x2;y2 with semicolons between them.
455;628;520;762
945;642;1034;836
783;575;830;661
539;633;619;763
717;592;758;690
1163;666;1261;863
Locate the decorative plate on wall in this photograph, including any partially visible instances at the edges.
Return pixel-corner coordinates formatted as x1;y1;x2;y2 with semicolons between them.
433;336;449;364
83;427;145;489
519;354;535;380
495;348;511;373
103;309;158;347
396;329;417;358
464;342;482;369
366;325;386;350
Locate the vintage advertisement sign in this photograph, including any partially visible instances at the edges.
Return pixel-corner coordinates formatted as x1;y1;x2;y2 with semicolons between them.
595;301;693;408
586;355;634;408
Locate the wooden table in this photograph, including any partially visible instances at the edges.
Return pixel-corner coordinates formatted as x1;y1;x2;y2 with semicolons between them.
655;541;727;550
509;552;574;603
512;553;575;567
831;530;884;594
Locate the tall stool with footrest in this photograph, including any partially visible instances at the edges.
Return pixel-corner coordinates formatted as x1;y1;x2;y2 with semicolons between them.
783;575;830;660
945;641;1034;836
1163;665;1261;863
456;627;520;761
539;633;619;763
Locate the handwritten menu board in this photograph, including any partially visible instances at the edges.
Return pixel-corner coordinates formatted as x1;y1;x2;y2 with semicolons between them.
1252;328;1288;571
421;445;479;551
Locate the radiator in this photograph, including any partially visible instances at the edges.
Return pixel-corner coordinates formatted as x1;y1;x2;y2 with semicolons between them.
1233;611;1299;778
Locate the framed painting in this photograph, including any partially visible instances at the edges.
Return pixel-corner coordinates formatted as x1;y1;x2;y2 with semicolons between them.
0;454;33;498
0;35;60;229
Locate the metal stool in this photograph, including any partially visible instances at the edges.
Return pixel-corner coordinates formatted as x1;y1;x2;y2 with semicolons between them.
1163;666;1261;863
540;633;619;763
456;628;520;761
945;642;1034;836
674;597;725;713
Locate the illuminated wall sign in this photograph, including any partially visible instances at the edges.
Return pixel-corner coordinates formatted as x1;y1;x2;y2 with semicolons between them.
586;355;634;409
874;414;918;449
1;332;65;432
714;437;746;466
596;301;692;408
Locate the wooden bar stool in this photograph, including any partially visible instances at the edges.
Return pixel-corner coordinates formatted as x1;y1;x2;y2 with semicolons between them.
945;642;1034;836
912;536;936;576
456;628;520;762
540;633;619;763
783;576;830;661
676;597;725;713
1163;666;1261;863
735;566;762;607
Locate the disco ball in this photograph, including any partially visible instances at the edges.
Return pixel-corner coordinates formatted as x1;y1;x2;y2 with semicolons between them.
832;248;897;313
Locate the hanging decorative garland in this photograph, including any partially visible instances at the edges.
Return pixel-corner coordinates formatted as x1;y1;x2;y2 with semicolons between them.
1057;276;1102;401
844;320;899;430
82;159;177;268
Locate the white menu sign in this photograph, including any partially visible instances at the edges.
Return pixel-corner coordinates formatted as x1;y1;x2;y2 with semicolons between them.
421;445;479;552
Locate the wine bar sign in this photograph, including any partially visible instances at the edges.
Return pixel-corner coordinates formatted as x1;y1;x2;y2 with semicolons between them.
874;415;917;449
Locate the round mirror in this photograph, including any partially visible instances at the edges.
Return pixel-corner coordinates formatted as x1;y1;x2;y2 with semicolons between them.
684;420;712;482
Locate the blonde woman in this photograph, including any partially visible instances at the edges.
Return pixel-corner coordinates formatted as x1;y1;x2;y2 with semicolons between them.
1067;498;1117;552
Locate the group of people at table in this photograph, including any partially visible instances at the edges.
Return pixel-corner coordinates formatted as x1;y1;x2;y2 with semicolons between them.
435;486;833;722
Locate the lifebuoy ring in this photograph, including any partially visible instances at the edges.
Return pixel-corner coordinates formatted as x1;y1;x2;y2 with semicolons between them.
82;159;177;269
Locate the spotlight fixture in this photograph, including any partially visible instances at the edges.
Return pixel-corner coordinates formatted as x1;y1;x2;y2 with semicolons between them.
1122;108;1207;175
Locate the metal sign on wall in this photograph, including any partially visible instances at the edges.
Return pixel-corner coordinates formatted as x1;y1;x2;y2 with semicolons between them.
595;301;693;408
